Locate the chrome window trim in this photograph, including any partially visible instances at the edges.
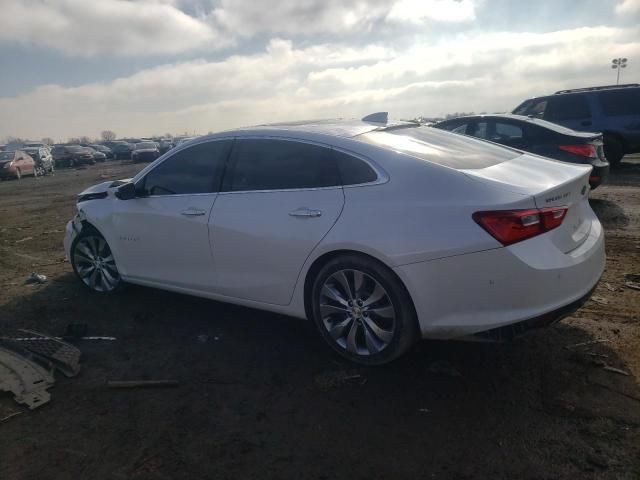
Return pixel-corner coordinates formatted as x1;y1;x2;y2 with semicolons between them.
131;134;389;199
224;135;388;194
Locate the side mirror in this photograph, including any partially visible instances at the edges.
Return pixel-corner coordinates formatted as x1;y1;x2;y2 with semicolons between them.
115;182;136;200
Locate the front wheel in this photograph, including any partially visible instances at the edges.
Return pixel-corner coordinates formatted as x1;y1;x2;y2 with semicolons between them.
70;229;122;293
311;255;419;365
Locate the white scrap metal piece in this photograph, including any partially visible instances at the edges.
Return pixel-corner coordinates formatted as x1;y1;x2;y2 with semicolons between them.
0;347;54;409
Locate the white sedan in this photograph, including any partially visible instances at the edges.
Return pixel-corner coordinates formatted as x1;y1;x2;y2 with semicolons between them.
64;114;605;365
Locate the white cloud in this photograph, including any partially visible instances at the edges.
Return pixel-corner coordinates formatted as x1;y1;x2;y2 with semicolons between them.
386;0;477;23
0;0;484;56
210;0;391;36
1;26;638;140
615;0;640;15
0;0;222;56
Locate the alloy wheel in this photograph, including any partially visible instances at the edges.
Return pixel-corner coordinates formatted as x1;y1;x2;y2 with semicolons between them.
319;269;396;356
73;235;120;292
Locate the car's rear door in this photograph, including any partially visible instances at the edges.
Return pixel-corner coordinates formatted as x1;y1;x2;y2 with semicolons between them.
209;138;344;305
110;139;232;289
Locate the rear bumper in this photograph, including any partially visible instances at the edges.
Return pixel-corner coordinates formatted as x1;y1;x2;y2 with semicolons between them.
394;216;605;339
472;282;597;341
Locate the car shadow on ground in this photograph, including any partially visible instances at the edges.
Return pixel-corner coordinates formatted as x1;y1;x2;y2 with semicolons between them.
1;274;639;479
590;198;630;230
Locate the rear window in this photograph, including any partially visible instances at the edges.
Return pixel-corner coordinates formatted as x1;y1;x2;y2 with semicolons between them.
598;88;640;116
359;127;519;170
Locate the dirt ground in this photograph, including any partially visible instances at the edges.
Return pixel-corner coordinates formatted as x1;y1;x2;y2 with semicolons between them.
0;156;639;480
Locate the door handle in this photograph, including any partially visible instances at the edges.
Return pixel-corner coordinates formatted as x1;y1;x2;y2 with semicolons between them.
289;208;322;218
180;208;206;216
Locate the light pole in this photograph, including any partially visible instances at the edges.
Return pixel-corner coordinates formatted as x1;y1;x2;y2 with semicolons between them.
611;58;628;85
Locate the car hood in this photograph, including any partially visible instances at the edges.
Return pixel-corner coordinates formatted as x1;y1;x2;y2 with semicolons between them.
78;179;132;196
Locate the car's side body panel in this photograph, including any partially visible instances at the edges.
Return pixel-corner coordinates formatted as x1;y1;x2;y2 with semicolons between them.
65;123;606;342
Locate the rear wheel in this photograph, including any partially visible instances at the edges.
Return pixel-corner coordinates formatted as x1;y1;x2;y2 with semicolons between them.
71;229;122;293
311;255;418;365
604;136;624;167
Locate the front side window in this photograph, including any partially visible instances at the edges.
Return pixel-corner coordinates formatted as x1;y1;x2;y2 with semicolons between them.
451;123;468;134
141;140;232;196
228;139;339;192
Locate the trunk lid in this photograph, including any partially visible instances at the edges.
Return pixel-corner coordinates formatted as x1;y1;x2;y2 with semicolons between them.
462;153;593;253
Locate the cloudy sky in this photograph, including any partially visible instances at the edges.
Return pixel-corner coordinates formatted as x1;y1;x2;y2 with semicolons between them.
0;0;638;141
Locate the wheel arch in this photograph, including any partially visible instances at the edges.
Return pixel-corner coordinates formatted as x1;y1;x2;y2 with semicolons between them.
302;249;417;322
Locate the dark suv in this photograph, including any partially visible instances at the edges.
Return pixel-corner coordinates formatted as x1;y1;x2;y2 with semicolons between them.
513;84;640;166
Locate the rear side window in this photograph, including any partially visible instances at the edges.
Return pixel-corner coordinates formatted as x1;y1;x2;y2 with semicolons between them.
545;94;591;121
598;89;640;116
495;122;523;139
228;139;339;191
141;140;231;195
334;150;377;185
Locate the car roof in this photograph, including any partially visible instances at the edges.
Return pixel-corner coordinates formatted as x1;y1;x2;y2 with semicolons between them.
219;117;420;140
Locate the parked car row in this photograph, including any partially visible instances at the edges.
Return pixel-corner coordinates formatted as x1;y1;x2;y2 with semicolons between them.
0;136;181;175
432;84;640;189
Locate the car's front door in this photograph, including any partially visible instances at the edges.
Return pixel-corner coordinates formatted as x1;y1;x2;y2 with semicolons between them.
209;138;345;305
109;139;232;290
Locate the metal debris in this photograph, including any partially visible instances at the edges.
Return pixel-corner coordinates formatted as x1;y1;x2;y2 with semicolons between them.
603;365;630;376
25;272;47;284
0;411;23;423
0;346;54;409
565;339;611;349
106;380;179;389
428;360;462;377
625;281;640;291
0;329;81;377
590;295;609;305
314;370;365;389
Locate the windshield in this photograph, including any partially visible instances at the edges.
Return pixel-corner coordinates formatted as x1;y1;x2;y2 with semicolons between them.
0;151;15;160
136;142;157;149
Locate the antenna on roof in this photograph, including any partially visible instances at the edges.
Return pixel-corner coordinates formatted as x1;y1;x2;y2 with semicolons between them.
361;112;388;124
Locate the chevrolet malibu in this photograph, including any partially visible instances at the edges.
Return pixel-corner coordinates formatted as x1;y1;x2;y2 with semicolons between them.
64;115;605;365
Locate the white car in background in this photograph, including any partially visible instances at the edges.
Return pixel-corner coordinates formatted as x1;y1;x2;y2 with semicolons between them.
64;114;605;365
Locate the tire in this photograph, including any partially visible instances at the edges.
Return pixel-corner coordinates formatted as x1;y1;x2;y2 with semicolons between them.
604;136;624;167
15;168;21;180
70;228;122;293
310;254;419;365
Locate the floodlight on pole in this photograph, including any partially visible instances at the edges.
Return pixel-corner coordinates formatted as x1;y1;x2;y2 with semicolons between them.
611;58;628;85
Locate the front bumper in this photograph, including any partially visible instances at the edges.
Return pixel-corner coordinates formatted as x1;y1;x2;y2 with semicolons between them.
63;220;77;261
394;217;605;339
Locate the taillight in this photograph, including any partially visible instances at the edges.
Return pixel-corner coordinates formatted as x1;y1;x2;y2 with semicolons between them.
473;207;568;246
559;144;596;158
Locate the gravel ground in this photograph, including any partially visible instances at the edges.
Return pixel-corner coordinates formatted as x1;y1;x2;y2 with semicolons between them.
0;156;639;480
